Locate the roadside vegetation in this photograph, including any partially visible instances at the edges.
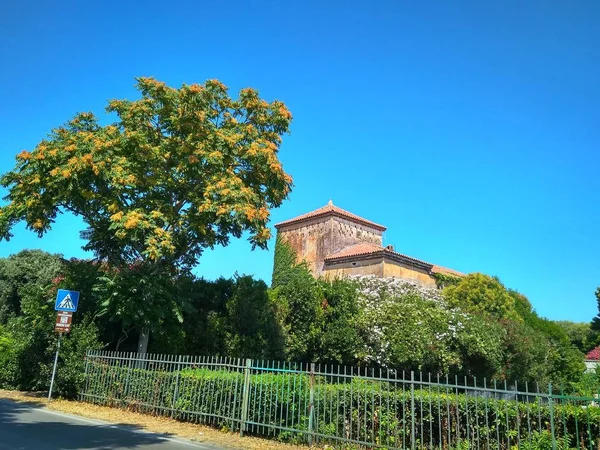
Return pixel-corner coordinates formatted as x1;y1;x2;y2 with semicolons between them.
0;240;598;398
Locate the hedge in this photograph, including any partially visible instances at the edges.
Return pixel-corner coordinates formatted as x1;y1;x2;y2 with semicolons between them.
81;359;600;450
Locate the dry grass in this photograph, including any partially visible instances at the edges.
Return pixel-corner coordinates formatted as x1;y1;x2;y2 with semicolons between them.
0;389;311;450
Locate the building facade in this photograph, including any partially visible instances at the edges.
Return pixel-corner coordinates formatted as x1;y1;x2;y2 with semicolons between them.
274;201;464;288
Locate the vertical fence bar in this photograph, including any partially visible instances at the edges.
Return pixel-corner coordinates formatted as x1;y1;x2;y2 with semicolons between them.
260;359;268;435
240;358;252;436
494;379;500;450
464;376;470;448
336;365;341;443
525;381;532;450
371;368;376;446
363;367;367;444
455;375;461;447
81;350;90;401
302;362;306;440
403;371;407;450
231;358;241;431
559;384;566;446
548;384;556;450
474;376;480;450
171;354;183;417
437;373;442;450
419;372;424;447
345;365;350;444
504;380;509;450
247;358;256;434
308;363;315;446
428;372;433;449
411;371;415;450
279;361;286;434
483;378;489;450
515;380;520;450
446;374;451;450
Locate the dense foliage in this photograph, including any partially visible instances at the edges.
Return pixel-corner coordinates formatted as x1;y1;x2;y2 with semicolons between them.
269;239;587;388
0;245;594;398
556;321;598;354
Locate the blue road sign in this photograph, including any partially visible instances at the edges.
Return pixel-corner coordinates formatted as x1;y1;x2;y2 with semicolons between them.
54;289;80;312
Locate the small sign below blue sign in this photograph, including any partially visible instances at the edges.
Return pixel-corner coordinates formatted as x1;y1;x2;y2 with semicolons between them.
55;289;80;312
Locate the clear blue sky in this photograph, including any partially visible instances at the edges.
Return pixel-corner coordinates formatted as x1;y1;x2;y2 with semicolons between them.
1;1;598;322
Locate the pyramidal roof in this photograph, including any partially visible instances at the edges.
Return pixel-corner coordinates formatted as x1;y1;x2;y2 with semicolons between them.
275;201;386;231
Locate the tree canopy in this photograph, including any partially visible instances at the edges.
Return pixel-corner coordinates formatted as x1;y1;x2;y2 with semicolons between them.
0;250;63;322
443;273;519;321
0;77;293;269
591;287;600;332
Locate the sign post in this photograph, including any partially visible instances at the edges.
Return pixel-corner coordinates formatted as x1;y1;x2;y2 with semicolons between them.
48;290;80;401
48;334;62;401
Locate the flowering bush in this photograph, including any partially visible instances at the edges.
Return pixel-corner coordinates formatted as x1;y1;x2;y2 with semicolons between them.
350;275;504;377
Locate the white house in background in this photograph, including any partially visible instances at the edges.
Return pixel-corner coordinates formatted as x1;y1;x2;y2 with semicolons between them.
585;346;600;372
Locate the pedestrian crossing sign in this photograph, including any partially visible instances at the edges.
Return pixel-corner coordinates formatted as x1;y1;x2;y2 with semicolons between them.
54;289;80;312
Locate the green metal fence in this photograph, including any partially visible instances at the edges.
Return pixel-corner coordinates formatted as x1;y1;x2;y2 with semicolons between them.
81;351;600;449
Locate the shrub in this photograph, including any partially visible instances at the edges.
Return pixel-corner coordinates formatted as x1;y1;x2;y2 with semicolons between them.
0;324;18;388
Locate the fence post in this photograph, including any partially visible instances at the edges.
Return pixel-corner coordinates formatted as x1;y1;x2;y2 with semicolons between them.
80;350;90;401
124;352;133;402
410;371;416;450
240;358;252;436
548;384;556;450
171;355;183;417
308;363;316;447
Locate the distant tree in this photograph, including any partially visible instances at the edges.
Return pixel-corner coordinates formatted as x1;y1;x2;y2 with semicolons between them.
443;273;519;321
0;250;63;323
556;320;597;354
0;77;293;352
591;287;600;332
508;289;585;386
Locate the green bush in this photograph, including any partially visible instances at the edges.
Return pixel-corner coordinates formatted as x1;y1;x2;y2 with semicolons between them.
0;324;18;388
0;317;102;396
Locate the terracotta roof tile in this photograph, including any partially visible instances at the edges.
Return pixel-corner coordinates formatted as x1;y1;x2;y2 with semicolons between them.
325;242;384;259
586;346;600;361
275;201;386;231
431;265;466;277
324;243;466;277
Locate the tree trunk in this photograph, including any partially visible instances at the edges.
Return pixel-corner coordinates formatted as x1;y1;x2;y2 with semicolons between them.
137;327;150;354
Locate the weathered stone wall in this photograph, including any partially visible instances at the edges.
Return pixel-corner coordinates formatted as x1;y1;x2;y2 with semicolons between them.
277;215;383;276
277;217;333;275
382;260;437;288
322;257;384;278
330;217;382;252
323;258;437;287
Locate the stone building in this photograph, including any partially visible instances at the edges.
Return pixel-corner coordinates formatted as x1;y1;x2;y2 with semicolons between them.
274;201;464;288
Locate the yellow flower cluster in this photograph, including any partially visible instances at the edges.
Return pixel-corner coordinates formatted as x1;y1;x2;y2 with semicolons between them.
17;150;31;161
110;211;124;222
124;211;143;229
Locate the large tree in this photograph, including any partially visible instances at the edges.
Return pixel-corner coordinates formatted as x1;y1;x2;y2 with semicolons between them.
0;77;293;351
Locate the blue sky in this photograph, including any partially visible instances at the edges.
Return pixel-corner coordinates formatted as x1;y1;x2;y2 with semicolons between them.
1;1;598;322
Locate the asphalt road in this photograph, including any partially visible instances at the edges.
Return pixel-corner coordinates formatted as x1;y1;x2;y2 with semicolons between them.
0;399;224;450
